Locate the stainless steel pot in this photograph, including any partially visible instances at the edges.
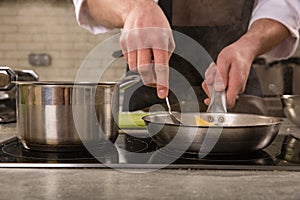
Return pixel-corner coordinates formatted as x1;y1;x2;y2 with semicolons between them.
143;113;283;154
16;81;118;151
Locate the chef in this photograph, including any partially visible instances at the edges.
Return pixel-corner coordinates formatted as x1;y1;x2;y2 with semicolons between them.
73;0;300;112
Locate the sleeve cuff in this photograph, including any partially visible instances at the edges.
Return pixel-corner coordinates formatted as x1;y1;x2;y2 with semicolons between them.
74;0;113;34
250;16;299;60
249;1;300;59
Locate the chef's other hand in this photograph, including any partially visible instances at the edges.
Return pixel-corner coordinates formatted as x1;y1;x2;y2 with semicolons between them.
202;40;253;108
119;1;175;99
202;19;290;108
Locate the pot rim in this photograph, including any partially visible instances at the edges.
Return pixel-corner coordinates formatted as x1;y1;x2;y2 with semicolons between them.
13;81;117;86
281;94;300;99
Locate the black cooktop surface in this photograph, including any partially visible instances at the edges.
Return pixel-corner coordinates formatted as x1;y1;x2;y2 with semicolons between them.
0;132;300;171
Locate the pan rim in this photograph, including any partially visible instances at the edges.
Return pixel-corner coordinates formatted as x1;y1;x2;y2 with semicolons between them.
142;113;284;128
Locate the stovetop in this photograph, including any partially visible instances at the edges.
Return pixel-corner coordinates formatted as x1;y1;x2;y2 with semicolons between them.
0;130;300;171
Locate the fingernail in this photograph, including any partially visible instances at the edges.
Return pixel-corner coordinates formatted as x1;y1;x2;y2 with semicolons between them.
130;67;137;72
158;89;166;98
227;99;235;109
204;98;210;106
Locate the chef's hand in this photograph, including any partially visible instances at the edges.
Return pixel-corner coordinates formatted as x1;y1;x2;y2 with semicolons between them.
202;18;290;108
202;39;254;108
120;0;175;99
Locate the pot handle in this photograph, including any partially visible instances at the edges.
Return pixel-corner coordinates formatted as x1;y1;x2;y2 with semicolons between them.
111;74;141;127
0;67;39;91
117;74;141;90
0;66;17;91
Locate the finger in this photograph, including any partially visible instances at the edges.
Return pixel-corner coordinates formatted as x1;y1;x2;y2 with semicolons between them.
120;33;128;53
216;55;230;90
204;98;210;106
202;82;211;106
225;76;240;108
226;86;239;108
226;77;244;108
205;64;224;92
120;32;133;70
127;51;137;71
226;58;251;108
204;62;217;85
123;53;133;72
214;67;226;92
201;81;210;97
137;48;155;86
168;33;176;53
153;49;169;99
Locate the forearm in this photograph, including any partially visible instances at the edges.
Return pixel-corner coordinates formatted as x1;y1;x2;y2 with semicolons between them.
238;19;290;60
212;19;291;107
86;0;154;29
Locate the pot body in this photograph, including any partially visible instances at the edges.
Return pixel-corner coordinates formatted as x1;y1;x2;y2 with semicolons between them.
16;82;118;151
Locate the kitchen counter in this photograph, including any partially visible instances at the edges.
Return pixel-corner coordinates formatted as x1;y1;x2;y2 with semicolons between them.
0;122;300;200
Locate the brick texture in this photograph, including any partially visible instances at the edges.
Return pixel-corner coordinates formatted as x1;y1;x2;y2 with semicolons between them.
0;0;125;82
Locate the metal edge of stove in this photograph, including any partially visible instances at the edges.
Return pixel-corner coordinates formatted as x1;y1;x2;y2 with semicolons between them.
1;133;300;171
0;163;299;171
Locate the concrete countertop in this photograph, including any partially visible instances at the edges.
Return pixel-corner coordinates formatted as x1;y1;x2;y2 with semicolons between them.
0;122;300;200
0;169;300;200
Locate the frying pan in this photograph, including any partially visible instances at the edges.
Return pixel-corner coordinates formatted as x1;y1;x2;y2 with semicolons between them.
142;113;283;154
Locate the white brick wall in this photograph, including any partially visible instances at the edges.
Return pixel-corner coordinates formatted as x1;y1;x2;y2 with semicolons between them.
0;0;126;82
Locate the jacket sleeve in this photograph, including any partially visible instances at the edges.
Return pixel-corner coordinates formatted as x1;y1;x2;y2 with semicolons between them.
250;0;300;59
73;0;113;34
73;0;159;34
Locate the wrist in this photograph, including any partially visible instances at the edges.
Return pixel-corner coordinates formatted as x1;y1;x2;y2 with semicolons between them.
236;34;260;62
121;0;157;25
240;19;290;59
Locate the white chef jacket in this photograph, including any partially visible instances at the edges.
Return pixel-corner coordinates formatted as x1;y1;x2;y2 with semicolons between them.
73;0;300;59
